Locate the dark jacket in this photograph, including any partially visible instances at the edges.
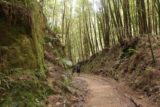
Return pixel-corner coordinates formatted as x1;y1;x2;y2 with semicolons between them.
72;64;81;73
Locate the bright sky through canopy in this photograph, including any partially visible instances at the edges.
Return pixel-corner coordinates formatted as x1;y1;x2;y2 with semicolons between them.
90;0;100;12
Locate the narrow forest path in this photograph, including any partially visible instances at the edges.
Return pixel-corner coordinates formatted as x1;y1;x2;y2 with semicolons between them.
74;74;157;107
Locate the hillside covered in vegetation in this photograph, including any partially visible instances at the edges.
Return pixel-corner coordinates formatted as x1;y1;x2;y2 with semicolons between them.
81;35;160;106
0;0;160;107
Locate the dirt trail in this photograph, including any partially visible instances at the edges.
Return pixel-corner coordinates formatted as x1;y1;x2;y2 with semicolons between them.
75;74;156;107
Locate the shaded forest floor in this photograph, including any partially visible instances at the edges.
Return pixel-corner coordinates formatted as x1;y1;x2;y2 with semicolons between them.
76;74;157;107
81;35;160;106
44;35;160;107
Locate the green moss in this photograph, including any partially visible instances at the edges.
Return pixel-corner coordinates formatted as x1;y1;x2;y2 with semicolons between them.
0;70;52;107
0;0;45;72
0;19;37;70
0;0;49;106
0;19;26;45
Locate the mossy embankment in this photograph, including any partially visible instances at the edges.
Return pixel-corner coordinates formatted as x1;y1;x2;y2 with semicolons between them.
0;0;52;106
0;0;45;71
81;35;160;106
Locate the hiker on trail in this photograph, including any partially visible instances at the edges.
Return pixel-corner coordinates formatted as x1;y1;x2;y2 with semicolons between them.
72;63;81;76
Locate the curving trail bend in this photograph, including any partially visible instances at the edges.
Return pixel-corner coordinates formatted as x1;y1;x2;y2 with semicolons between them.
75;74;156;107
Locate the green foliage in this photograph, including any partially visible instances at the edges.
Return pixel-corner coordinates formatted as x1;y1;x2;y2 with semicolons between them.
60;58;73;67
121;47;138;58
61;75;72;92
0;0;49;107
52;26;61;35
0;69;52;107
128;48;138;54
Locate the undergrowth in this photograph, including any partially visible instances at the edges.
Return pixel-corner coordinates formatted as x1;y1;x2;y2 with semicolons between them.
0;0;51;106
0;69;53;107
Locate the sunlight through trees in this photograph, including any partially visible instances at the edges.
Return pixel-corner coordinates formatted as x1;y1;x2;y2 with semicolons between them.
42;0;160;63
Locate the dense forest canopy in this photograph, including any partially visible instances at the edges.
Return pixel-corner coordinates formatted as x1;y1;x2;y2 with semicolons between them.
41;0;160;64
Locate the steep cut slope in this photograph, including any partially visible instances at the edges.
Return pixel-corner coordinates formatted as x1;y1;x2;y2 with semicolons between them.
0;1;51;106
0;0;45;71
